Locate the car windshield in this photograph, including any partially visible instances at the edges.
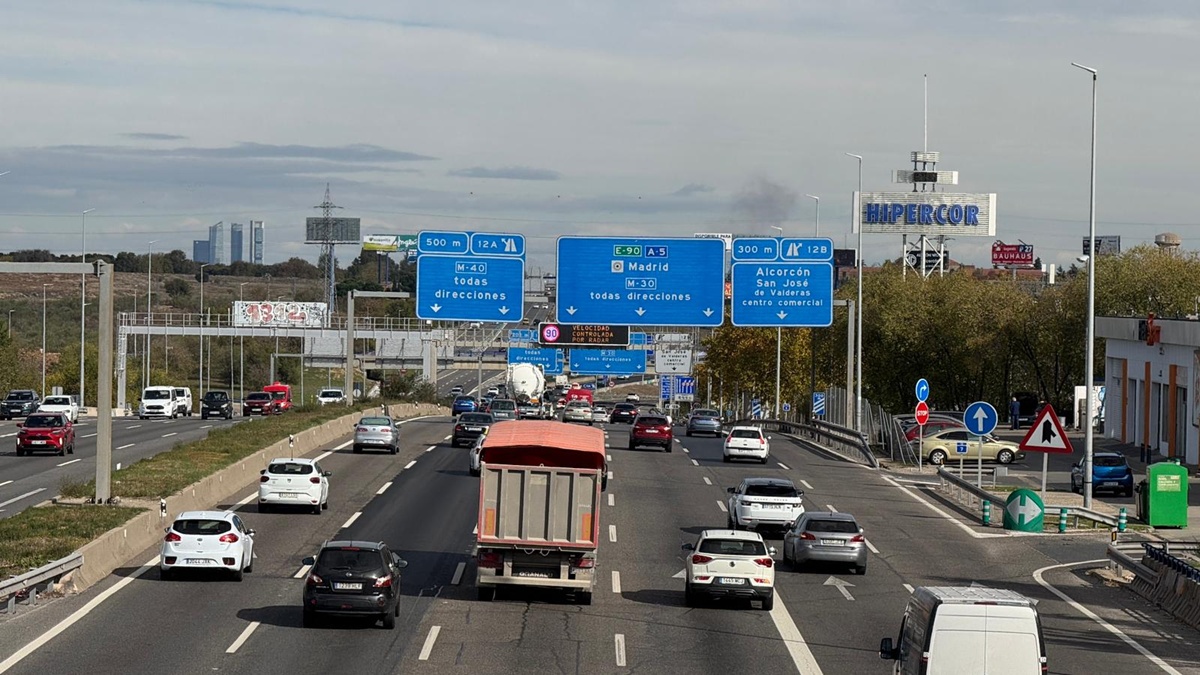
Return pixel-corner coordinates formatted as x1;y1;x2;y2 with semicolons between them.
360;417;392;426
731;429;762;439
693;409;719;418
1095;456;1128;467
316;548;385;574
173;519;232;535
460;413;493;424
319;390;343;398
143;390;170;400
246;393;271;401
23;415;62;428
745;484;799;498
637;417;668;425
204;392;229;401
43;397;71;406
805;519;859;534
490;400;516;411
268;461;314;475
698;538;768;556
6;392;34;401
614;404;636;411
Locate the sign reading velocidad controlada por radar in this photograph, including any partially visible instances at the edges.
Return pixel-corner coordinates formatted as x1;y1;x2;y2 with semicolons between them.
852;192;997;236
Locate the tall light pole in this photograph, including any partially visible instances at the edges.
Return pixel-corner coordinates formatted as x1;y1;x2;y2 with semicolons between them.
239;282;248;403
846;153;864;432
42;284;49;396
198;263;210;398
771;225;784;419
805;194;820;420
1073;61;1098;509
145;240;158;390
79;208;94;410
805;195;820;236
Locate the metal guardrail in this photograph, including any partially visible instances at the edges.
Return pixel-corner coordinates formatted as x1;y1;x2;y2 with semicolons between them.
729;417;878;469
937;467;1119;528
1107;542;1157;580
0;552;83;615
1143;542;1200;582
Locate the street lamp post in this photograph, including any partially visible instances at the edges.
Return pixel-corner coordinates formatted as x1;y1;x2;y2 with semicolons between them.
846;153;864;432
145;240;158;390
199;263;210;398
805;194;820;419
41;284;49;397
80;208;94;410
239;282;248;404
1073;61;1098;509
805;195;820;236
771;225;784;419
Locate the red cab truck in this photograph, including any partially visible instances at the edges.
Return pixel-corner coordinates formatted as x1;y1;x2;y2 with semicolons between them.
263;382;293;412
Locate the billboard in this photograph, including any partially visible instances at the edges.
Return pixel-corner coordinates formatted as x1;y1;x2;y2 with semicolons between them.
305;217;361;244
694;232;734;251
853;192;997;236
233;301;328;328
1082;236;1121;257
991;242;1035;267
362;234;400;252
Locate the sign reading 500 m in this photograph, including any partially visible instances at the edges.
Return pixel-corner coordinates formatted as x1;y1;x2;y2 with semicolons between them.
853;192;997;237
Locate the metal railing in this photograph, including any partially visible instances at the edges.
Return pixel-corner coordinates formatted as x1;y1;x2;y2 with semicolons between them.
1143;543;1200;582
730;416;877;469
937;467;1119;528
0;552;83;615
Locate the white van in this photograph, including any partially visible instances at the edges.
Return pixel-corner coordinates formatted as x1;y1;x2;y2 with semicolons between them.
139;386;179;419
173;387;193;417
880;586;1047;675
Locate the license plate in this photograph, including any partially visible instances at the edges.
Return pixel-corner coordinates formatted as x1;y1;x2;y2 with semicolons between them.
467;427;481;432
758;504;784;509
821;539;844;546
1103;482;1120;487
718;577;745;585
31;440;46;445
333;582;362;590
185;558;211;565
644;429;659;433
514;570;553;578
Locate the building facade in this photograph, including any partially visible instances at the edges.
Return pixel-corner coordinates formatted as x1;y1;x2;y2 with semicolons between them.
230;223;244;263
192;240;210;265
250;220;265;264
208;222;226;265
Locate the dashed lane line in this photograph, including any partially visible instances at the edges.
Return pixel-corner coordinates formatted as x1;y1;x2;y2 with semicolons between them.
117;443;135;450
703;477;712;486
82;433;97;438
418;626;441;661
0;480;10;488
777;462;791;470
717;501;727;513
404;460;417;470
902;583;914;593
865;539;880;555
614;634;627;668
608;493;615;507
690;459;699;467
162;432;177;438
341;512;362;529
609;525;617;543
425;445;437;453
825;504;838;513
377;481;393;495
225;621;261;654
799;479;814;490
451;562;466;586
56;458;81;467
128;424;141;429
314;450;333;462
0;489;47;510
293;564;311;579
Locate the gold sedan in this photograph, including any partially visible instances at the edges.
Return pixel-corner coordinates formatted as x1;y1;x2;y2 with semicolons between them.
921;429;1025;465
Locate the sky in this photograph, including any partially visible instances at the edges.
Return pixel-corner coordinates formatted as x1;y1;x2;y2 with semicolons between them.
2;0;1199;273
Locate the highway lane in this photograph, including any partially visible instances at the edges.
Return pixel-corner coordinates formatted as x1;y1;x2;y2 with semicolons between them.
434;368;504;397
0;415;241;518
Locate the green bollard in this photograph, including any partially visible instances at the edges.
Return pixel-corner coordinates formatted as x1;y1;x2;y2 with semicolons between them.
982;500;991;526
1118;507;1127;533
1059;507;1068;533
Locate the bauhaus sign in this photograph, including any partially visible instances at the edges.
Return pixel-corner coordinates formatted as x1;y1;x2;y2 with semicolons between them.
991;242;1034;267
852;192;997;236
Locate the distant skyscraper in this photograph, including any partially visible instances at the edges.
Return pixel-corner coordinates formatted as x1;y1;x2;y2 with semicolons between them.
250;221;265;264
192;240;211;265
208;222;226;265
230;223;244;263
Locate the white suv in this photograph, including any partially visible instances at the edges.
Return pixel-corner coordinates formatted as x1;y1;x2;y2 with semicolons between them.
160;510;255;581
139;386;179;419
258;458;330;514
173;387;193;417
727;478;805;532
681;529;775;610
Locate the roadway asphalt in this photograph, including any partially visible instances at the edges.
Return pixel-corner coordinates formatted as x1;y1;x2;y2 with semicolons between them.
0;415;241;518
2;419;1198;674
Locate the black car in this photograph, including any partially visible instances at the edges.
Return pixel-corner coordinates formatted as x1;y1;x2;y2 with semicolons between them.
609;403;639;424
2;390;40;420
302;540;408;629
200;390;234;420
453;412;494;447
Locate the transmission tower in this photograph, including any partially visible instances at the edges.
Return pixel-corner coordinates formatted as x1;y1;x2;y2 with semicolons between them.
313;184;343;319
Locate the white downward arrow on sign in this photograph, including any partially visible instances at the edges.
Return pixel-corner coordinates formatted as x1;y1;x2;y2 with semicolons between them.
430;304;442;313
1006;495;1041;524
703;308;714;317
566;306;577;315
824;576;855;601
776;311;788;320
498;306;509;315
635;307;646;316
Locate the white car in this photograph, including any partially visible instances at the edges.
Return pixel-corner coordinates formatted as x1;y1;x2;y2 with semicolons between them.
681;529;775;610
486;386;500;397
38;395;79;422
726;478;805;532
723;426;770;463
563;401;593;425
160;510;255;581
258;458;330;514
590;406;609;424
625;393;640;403
468;435;486;476
450;385;464;396
316;388;345;405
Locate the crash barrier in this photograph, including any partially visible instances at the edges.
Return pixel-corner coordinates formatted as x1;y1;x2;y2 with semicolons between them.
0;552;83;616
937;467;1119;529
730;417;877;469
1114;542;1200;631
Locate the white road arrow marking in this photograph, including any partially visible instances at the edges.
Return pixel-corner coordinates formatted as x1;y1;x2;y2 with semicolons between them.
566;306;577;315
635;307;646;316
824;576;855;601
430;304;442;313
498;306;509;315
1006;495;1042;524
672;569;686;579
703;308;714;317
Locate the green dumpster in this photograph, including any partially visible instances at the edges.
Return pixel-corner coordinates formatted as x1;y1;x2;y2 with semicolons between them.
1135;460;1189;528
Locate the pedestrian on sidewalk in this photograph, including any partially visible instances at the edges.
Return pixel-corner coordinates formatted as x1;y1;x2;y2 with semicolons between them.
1009;396;1021;430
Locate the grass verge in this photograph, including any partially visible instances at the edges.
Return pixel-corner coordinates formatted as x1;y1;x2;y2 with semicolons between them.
0;505;145;579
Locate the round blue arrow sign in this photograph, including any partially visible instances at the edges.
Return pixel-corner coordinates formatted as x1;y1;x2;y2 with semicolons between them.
915;378;930;403
963;401;998;436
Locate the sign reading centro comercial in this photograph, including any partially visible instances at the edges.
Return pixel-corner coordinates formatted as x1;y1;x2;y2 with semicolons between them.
853;192;997;236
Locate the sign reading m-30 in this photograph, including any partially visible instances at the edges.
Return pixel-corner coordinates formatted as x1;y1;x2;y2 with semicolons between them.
731;237;834;327
416;230;525;322
556;237;725;326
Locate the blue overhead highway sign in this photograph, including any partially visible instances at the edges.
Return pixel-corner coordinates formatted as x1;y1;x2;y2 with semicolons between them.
730;237;834;327
779;238;834;262
416;230;525;322
508;347;564;375
555;237;725;326
508;329;536;343
731;238;780;261
417;230;469;255
964;401;999;436
569;348;647;376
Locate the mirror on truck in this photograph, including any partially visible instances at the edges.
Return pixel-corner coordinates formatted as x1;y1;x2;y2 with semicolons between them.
879;638;896;660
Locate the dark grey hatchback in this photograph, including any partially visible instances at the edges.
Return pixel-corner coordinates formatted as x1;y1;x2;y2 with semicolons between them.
302;540;408;629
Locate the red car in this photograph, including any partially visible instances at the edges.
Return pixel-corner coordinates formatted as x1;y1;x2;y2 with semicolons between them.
904;417;964;442
16;412;75;456
242;392;280;416
628;414;673;452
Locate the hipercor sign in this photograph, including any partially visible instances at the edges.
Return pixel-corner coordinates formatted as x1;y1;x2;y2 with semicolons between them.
853;192;997;236
991;242;1035;267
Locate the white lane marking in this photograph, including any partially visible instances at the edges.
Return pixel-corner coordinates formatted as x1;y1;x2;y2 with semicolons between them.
1033;561;1182;674
703;477;712;486
769;590;825;675
777;462;791;470
377;481;393;495
0;480;10;488
0;555;159;674
232;492;257;509
225;621;261;654
442;435;451;441
451;562;466;585
825;504;838;513
293;564;312;579
425;445;437;453
607;470;613;481
200;424;212;429
128;424;141;429
614;634;627;668
800;479;814;490
314;450;333;462
341;512;362;529
683;447;690;454
82;432;97;438
895;478;939;486
881;475;1004;539
472;524;478;535
162;432;177;438
608;525;617;543
690;459;699;467
418;626;441;661
606;454;612;461
56;459;80;467
117;443;135;450
825;576;855;601
902;583;914;593
717;501;728;513
404;460;417;470
0;432;16;438
0;488;47;509
608;493;615;507
865;539;880;555
334;440;353;450
611;570;622;594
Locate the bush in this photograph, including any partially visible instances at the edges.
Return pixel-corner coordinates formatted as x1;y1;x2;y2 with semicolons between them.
163;277;191;298
381;371;440;404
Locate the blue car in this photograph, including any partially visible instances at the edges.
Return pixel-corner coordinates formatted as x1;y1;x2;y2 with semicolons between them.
452;395;478;417
582;383;596;390
1071;452;1134;497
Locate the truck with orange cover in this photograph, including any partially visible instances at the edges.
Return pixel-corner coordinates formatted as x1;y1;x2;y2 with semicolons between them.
475;420;605;605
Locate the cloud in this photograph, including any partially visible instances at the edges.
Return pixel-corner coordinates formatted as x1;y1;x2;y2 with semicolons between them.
447;166;562;181
730;177;796;233
47;142;435;163
672;183;715;197
121;132;189;141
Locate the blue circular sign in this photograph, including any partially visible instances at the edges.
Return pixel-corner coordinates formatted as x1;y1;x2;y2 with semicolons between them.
915;378;930;403
963;401;998;436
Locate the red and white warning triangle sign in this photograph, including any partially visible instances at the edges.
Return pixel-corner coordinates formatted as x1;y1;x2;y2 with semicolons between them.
1019;405;1074;454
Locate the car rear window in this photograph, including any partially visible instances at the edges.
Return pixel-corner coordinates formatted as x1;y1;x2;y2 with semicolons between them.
731;429;763;439
173;519;232;535
23;415;62;428
1095;456;1127;467
490;400;516;411
360;417;391;426
43;396;71;405
455;396;475;403
744;484;800;498
806;519;859;534
614;404;637;411
268;461;314;475
247;393;271;401
316;548;385;573
698;538;768;556
693;409;719;418
637;417;668;425
460;413;493;424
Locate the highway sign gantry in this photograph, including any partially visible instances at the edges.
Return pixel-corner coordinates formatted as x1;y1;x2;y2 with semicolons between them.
507;347;565;375
730;236;835;327
569;349;647;376
555;237;726;326
416;230;525;322
963;401;998;437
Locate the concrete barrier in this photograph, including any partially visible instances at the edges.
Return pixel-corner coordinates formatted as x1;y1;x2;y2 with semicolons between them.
1129;554;1200;632
68;403;447;590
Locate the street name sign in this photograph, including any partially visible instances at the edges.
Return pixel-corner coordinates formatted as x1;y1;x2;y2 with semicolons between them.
416;230;525;322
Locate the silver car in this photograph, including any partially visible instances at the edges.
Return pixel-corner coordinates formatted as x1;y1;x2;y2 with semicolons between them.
590;405;609;424
353;415;400;454
782;511;868;575
563;401;593;425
